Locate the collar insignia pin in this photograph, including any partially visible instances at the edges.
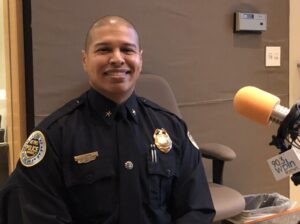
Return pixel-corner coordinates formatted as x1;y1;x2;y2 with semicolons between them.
105;111;112;118
132;109;136;116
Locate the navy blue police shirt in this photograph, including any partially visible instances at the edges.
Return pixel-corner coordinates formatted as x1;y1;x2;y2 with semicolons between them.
14;88;215;223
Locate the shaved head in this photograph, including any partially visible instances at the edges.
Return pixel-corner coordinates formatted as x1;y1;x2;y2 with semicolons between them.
81;15;143;104
84;16;140;50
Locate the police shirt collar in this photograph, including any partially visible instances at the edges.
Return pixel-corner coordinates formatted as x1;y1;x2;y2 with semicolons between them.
122;91;139;124
87;88;139;124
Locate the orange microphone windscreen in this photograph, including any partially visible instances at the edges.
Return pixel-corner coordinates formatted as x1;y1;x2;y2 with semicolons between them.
233;86;280;125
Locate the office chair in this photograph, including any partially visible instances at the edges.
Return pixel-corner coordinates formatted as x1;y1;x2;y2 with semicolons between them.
135;74;245;222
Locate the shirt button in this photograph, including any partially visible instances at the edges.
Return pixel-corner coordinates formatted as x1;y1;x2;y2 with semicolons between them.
86;174;94;183
166;169;172;177
124;161;134;170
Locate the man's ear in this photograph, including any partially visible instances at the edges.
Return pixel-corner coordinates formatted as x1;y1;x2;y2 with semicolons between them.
81;49;87;71
139;49;143;73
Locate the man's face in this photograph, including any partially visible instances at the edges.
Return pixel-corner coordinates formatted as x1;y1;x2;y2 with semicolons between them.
82;24;143;103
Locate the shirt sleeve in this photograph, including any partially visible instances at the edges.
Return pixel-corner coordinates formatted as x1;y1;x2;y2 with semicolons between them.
16;129;72;224
171;128;216;224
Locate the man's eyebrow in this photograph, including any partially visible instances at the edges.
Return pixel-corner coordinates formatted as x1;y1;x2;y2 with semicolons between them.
93;42;110;47
93;42;138;48
122;43;138;48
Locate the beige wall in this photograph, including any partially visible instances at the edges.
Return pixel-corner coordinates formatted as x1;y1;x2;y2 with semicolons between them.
30;0;290;196
289;0;300;203
0;1;297;197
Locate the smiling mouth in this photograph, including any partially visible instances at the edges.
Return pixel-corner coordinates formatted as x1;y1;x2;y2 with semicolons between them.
104;69;130;75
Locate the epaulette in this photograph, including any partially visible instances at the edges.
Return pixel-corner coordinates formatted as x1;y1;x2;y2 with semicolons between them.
137;96;181;120
37;92;86;129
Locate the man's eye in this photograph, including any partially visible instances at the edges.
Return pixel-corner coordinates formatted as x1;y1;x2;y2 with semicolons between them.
95;47;111;53
122;48;136;54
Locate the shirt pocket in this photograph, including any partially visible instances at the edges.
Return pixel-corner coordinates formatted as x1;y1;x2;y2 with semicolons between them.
147;150;178;208
63;157;116;220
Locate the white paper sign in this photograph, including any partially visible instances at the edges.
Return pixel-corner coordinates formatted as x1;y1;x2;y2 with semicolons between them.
267;147;300;181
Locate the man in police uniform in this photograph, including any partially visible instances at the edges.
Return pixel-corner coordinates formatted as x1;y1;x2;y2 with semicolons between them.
1;16;215;223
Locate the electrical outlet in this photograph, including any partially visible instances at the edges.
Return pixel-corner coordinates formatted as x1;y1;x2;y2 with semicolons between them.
265;46;281;67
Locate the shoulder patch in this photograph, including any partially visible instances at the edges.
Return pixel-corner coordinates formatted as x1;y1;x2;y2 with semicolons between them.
188;131;199;150
20;131;47;167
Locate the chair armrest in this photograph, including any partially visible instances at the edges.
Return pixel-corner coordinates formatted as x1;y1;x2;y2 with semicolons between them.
199;143;236;162
199;143;237;184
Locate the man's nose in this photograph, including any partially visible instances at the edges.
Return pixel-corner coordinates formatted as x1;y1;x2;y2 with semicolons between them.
109;49;125;66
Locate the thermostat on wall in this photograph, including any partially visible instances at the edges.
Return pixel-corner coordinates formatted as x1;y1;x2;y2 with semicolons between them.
234;12;267;32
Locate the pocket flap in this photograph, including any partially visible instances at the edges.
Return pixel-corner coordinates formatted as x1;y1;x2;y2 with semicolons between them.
147;151;177;178
64;158;115;187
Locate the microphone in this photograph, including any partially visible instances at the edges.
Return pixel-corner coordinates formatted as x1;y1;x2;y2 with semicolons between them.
233;86;300;152
233;86;300;183
233;86;290;125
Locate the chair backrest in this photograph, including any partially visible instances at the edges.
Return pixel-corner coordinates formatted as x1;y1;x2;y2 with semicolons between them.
135;74;246;222
135;74;182;117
